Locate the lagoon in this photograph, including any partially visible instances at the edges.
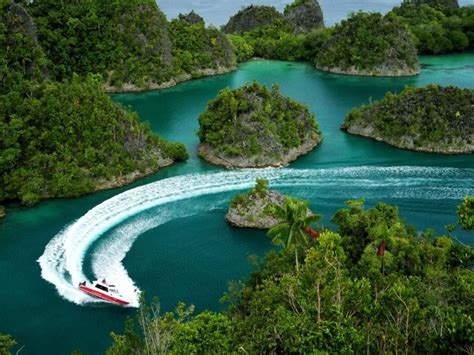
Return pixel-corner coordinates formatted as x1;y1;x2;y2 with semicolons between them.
0;54;473;354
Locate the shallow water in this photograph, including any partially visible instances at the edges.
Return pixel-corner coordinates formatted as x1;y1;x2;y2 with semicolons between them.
1;54;473;354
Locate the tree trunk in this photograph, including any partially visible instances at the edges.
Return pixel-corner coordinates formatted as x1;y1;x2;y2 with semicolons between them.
316;280;321;324
295;247;299;272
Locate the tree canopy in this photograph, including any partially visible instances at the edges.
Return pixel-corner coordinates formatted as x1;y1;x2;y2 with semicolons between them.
197;82;322;167
342;85;474;154
107;199;474;354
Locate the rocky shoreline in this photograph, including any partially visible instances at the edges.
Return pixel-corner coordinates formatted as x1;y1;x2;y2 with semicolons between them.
0;206;5;219
316;64;420;77
226;190;285;229
226;180;314;229
198;133;321;169
104;66;236;93
93;157;174;192
342;124;473;154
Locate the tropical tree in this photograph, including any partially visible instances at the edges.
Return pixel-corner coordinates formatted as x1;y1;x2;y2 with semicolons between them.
267;197;321;271
458;195;473;230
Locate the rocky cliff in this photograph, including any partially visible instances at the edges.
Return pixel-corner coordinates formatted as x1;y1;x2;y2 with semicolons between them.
222;5;284;34
284;0;324;32
226;179;313;229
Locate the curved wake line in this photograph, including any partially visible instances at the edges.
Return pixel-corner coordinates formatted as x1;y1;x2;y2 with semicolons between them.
37;166;474;307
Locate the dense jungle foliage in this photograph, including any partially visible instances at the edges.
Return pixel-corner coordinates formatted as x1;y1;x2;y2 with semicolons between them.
22;0;234;89
224;0;329;62
0;0;188;208
388;2;474;54
0;74;187;206
342;85;474;153
198;82;321;161
458;196;474;230
315;12;419;75
106;198;474;354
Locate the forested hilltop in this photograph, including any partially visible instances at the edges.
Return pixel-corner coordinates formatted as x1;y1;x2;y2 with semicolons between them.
226;0;474;73
0;0;188;215
23;0;235;91
105;198;474;354
198;82;322;168
342;85;474;154
316;12;420;76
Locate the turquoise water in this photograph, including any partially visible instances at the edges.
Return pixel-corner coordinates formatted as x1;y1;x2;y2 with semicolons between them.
1;54;473;354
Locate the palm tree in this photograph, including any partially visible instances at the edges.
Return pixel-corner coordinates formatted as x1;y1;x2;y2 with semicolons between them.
268;197;321;272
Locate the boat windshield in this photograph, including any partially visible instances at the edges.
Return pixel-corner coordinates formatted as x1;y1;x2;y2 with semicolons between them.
95;284;108;292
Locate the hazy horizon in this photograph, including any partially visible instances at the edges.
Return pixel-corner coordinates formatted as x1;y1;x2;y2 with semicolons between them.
158;0;474;27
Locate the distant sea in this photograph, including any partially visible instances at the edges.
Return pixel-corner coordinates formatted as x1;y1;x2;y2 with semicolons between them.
158;0;474;27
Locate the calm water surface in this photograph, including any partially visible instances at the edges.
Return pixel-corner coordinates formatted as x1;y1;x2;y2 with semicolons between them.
1;54;473;354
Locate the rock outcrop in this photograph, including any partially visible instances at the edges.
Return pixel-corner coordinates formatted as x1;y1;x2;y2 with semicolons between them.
0;206;5;219
342;85;474;154
284;0;324;32
197;82;322;168
222;5;284;34
178;10;204;24
226;179;313;229
316;12;420;77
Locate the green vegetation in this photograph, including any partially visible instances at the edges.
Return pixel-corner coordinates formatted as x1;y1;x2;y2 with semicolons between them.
284;0;325;33
268;197;320;271
316;12;419;76
198;82;322;167
342;85;474;153
0;0;188;209
458;196;474;230
225;0;328;62
24;0;234;90
388;2;474;54
169;18;233;79
230;179;270;209
108;198;474;354
0;74;187;206
0;334;16;355
221;5;284;34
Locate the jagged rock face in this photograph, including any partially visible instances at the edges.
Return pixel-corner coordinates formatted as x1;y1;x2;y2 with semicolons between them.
178;10;204;24
284;0;324;32
408;0;459;8
222;5;284;34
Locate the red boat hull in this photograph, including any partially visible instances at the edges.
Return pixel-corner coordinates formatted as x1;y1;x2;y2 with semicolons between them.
79;285;129;305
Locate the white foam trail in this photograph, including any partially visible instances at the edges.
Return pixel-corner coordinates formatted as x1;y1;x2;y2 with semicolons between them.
38;166;474;307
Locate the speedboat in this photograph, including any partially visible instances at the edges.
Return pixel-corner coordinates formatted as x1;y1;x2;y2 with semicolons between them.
79;279;130;306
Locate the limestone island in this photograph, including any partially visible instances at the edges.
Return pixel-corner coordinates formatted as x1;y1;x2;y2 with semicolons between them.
197;82;322;168
342;85;474;154
226;179;313;229
315;12;420;77
222;0;324;35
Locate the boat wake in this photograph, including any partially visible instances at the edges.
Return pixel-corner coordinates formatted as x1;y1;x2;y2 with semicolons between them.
37;166;473;307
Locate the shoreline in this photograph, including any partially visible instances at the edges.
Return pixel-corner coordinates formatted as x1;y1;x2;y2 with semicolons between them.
342;125;473;155
198;134;322;169
315;64;420;77
104;66;237;94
